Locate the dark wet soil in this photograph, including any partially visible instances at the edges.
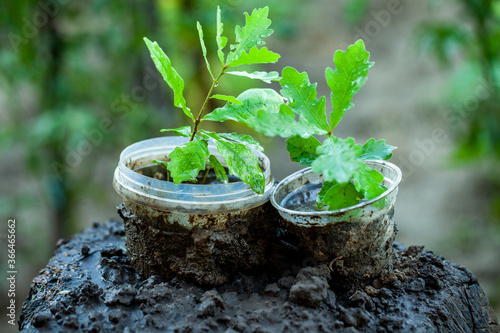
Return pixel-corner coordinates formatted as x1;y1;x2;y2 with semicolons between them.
135;163;240;184
19;219;499;332
121;203;279;286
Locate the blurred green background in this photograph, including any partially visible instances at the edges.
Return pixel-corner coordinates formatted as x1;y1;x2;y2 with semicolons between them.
1;0;499;329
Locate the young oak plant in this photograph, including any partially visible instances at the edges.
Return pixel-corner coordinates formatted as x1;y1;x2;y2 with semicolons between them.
143;7;284;194
246;40;397;210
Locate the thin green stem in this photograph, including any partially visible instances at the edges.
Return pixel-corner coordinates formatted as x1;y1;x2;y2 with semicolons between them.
189;66;227;141
202;167;210;184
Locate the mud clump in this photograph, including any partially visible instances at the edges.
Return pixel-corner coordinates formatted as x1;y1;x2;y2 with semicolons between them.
289;265;330;308
19;220;499;332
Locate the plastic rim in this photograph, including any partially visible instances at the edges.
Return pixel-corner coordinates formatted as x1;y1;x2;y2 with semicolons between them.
113;137;275;213
270;160;402;216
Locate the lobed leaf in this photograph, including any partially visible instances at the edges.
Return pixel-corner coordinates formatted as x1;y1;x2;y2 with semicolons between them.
249;104;327;138
211;94;242;105
228;47;280;67
218;132;264;151
311;137;362;184
199;130;263;152
326;39;373;130
167;139;209;184
280;67;330;132
317;181;364;210
208;154;228;183
227;7;273;64
358;138;396;160
352;162;386;200
143;38;193;120
160;126;192;137
214;139;265;194
226;70;280;84
286;135;321;166
197;22;214;79
152;159;168;169
203;88;282;123
216;6;227;66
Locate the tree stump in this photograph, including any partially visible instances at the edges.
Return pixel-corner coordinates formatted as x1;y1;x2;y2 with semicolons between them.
19;219;499;332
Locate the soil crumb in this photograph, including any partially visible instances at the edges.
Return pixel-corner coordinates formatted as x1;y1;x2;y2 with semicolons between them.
19;220;499;332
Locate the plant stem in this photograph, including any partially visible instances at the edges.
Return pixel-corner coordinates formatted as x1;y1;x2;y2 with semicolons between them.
189;66;227;141
202;167;210;184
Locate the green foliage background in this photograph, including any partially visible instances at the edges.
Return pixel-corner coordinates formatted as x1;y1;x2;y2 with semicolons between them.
0;0;499;327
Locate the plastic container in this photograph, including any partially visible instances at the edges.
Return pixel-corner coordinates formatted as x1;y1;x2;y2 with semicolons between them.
113;137;277;286
271;160;402;287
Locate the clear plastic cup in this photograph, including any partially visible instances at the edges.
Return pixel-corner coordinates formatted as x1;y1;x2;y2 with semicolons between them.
271;160;402;287
112;136;276;285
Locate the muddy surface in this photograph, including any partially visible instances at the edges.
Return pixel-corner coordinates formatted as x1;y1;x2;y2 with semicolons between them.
20;219;499;332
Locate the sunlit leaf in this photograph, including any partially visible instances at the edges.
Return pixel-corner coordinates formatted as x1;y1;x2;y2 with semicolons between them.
358;138;396;160
227;7;273;64
214;139;265;194
160;126;192;137
211;94;242;105
286;135;321;166
226;70;280;83
316;181;363;210
167;139;209;184
326;39;373;130
203;88;282;123
216;6;227;66
352;162;386;200
197;22;214;79
228;47;280;67
218;132;264;151
208;154;228;183
143;38;193;120
280;67;330;131
311;137;362;184
249;104;327;138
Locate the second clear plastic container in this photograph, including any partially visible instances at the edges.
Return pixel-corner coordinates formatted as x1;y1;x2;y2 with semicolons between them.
271;160;402;287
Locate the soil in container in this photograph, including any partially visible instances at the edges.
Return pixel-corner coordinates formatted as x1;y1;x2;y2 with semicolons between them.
134;163;241;184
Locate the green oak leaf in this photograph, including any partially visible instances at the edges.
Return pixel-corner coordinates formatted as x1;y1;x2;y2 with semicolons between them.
311;137;362;184
280;67;330;132
218;132;264;151
199;130;263;152
167;139;209;184
286;135;321;166
160;126;192;137
143;38;193;120
226;70;280;83
152;159;168;169
353;162;386;200
197;129;219;141
203;88;282;123
326;39;373;130
208;154;228;183
317;181;364;210
358;138;397;160
249;104;327;138
228;47;280;67
216;6;227;66
196;22;214;79
211;94;242;105
227;7;273;64
214;139;265;194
